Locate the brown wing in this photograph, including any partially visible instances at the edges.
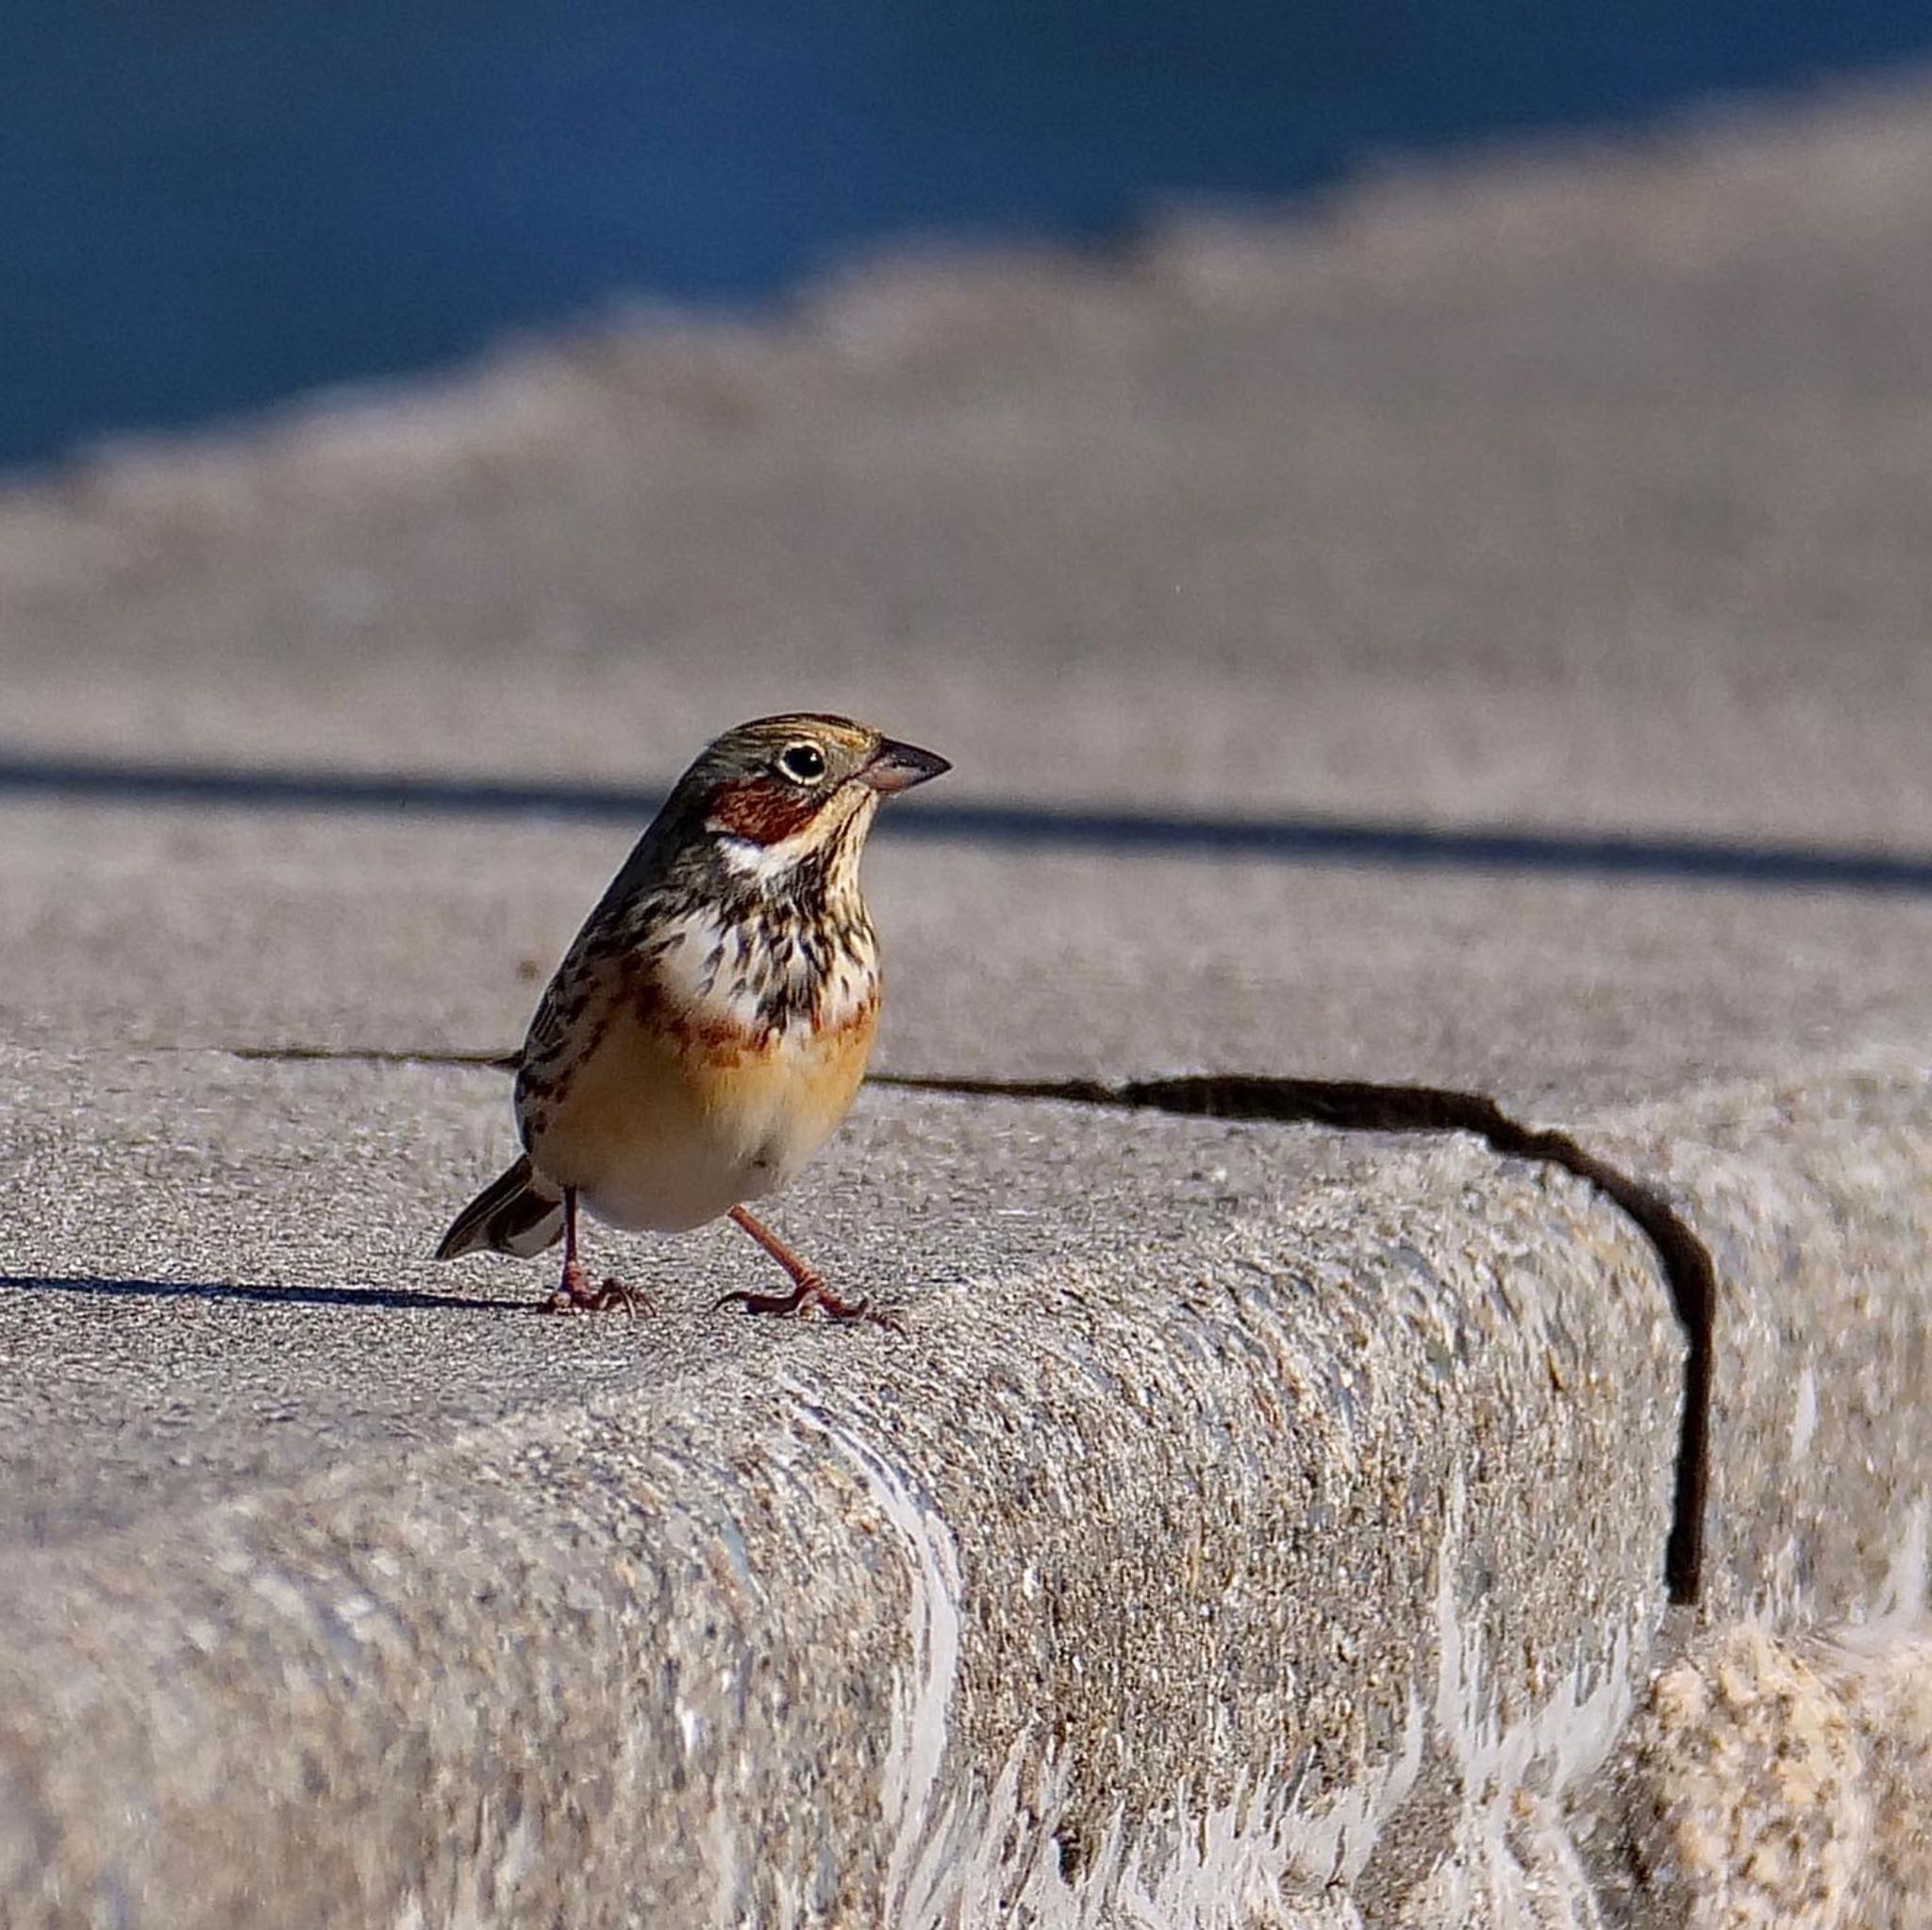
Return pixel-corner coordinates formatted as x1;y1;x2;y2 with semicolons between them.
513;931;641;1146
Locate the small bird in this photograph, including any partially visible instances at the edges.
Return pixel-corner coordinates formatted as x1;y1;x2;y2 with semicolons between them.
435;714;949;1319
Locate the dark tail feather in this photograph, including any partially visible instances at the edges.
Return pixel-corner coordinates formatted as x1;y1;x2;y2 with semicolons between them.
435;1155;566;1260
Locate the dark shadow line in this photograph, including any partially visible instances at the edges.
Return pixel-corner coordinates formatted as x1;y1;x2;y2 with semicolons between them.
1;1274;525;1314
5;750;1929;894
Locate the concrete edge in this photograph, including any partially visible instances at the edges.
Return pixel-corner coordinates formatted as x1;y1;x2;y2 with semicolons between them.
2;1061;1928;1926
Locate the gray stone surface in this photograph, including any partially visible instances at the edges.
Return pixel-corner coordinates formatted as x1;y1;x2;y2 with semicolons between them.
1584;1620;1932;1930
0;1042;1374;1546
0;1038;1684;1928
8;800;1932;1121
1585;1069;1932;1629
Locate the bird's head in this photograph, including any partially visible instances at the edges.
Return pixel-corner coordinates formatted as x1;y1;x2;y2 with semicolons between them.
666;713;949;896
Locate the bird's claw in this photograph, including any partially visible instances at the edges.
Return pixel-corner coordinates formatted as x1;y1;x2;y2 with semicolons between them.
715;1280;903;1332
541;1271;649;1317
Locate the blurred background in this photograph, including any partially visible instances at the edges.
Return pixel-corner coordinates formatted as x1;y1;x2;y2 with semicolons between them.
4;2;1932;855
8;0;1932;468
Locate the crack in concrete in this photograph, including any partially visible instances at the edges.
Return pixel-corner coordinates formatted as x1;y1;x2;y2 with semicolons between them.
871;1071;1711;1605
227;1045;1712;1604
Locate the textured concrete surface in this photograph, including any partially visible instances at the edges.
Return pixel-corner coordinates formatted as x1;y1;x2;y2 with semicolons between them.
8;801;1932;1120
0;1043;1389;1545
4;64;1932;1930
1587;1071;1932;1629
1585;1620;1932;1930
0;1040;1684;1928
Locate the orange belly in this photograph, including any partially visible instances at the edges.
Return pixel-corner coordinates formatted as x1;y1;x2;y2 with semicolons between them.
525;996;878;1233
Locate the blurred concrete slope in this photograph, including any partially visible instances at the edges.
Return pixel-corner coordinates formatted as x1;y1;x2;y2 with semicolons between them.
2;75;1930;849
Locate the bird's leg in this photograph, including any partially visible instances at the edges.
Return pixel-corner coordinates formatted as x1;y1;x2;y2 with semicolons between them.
542;1188;646;1315
553;1187;588;1305
717;1206;899;1329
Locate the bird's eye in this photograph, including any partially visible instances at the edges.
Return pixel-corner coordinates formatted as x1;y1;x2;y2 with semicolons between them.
777;742;827;784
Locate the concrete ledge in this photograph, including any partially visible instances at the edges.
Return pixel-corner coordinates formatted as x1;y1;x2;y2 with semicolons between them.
5;1057;1931;1922
1581;1067;1932;1628
0;1123;1681;1927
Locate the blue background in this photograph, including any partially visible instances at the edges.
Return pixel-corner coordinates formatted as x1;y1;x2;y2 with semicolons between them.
6;0;1931;469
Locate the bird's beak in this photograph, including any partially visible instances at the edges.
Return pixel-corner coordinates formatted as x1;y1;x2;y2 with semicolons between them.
860;738;952;794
